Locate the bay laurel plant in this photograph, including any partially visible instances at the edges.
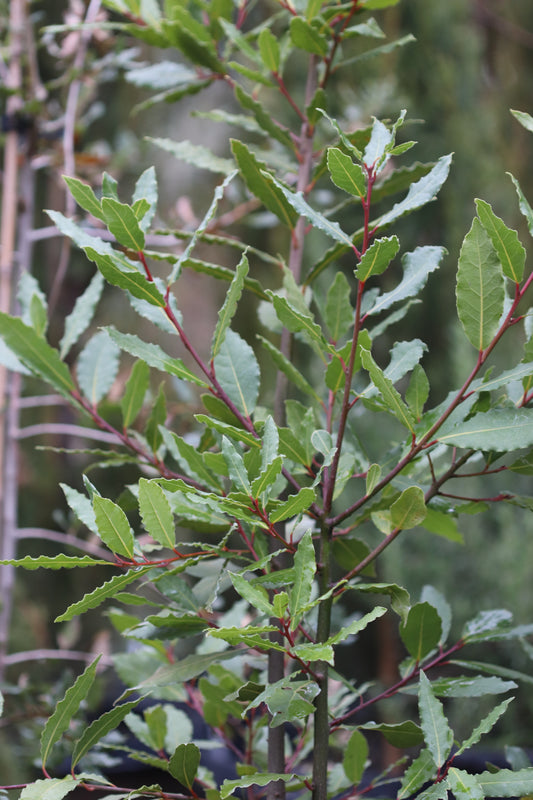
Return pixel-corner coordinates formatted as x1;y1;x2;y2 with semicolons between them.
3;1;533;799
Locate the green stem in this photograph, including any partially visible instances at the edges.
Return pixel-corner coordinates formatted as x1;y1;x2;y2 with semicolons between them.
312;522;333;800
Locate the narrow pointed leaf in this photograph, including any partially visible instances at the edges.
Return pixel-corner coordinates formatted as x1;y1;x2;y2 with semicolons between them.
437;408;533;451
221;773;296;799
343;729;369;784
368;246;445;316
418;672;453;768
101;197;145;251
231;140;297;229
55;567;152;622
121;359;150;429
60;272;105;359
398;749;437;799
40;656;101;768
20;778;81;800
132;165;158;231
326;606;387;646
456;218;504;351
0;313;75;398
476;199;525;283
0;555;109;569
455;698;513;757
221;436;251;494
138;479;175;549
229;573;273;616
360;347;415;431
72;699;141;768
324;271;354;341
511;108;533;133
85;247;165;307
108;328;207;386
64;176;105;221
234;85;293;149
251;455;284;500
169;743;201;789
258;28;280;71
270;487;316;524
378;154;452;228
477;768;533;797
147;137;234;175
508;172;533;236
259;333;324;398
213;328;260;417
289;530;316;629
269;293;330;351
212;253;249;357
160;428;221;489
93;496;135;558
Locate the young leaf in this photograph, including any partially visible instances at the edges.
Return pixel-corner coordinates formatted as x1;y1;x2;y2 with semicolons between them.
93;496;135;559
40;656;101;768
343;729;368;785
456;217;504;351
418;672;454;769
132;165;158;232
168;743;201;789
0;312;76;398
327;147;366;199
475;198;526;283
121;359;150;429
63;176;105;221
213;328;260;418
258;27;280;72
138;478;175;549
400;602;442;661
72;699;141;768
290;16;328;56
212;253;249;358
511;108;533;133
289;530;317;629
76;330;120;407
355;236;399;281
60;272;105;359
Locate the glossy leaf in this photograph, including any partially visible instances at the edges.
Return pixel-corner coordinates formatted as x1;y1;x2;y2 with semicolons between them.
101;197;145;251
343;729;368;784
326;606;387;646
93;496;135;558
76;330;120;407
476;199;525;283
221;436;251;494
132;165;158;232
511;108;533;133
360;720;423;748
84;247;165;307
418;672;453;768
456;217;504;351
0;312;76;398
212;253;249;358
270;487;316;524
356;236;399;282
221;773;296;800
400;602;442;660
0;555;109;569
327;147;366;199
63;176;105;221
229;573;273;616
40;656;101;768
213;329;260;417
138;478;175;549
363;117;393;169
391;486;427;530
269;293;330;352
160;429;221;490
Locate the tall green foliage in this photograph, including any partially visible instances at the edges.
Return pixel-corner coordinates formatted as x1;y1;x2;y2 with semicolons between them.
2;2;533;799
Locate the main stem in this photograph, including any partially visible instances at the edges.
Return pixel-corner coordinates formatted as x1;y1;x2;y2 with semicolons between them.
312;521;333;800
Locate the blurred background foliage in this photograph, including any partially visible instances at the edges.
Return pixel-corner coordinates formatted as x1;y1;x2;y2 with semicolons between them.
1;0;533;783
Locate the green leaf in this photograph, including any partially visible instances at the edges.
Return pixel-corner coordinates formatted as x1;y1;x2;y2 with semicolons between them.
290;16;328;56
84;247;165;307
261;334;321;398
169;743;201;789
437;408;533;451
213;329;260;418
508;172;533;237
475;199;525;283
324;271;354;342
258;28;280;72
398;749;437;800
108;328;207;386
61;483;99;535
360;347;415;431
326;606;387;646
356;236;399;282
145;383;166;453
271;177;356;250
101;197;145;251
195;414;259;448
477;768;533;797
20;778;81;800
246;677;319;727
0;555;109;569
270;487;316;525
147;137;234;175
363;117;393;170
456;217;504;351
93;496;135;558
421;508;463;543
511;108;533;133
160;429;222;490
360;720;424;748
40;656;101;768
406;364;429;419
138;479;175;549
418;672;453;768
234;85;293;150
76;330;120;407
356;582;411;623
403;675;516;698
327;147;366;199
378;154;453;228
231;140;298;229
60;272;105;359
55;567;152;622
212;253;249;358
455;698;513;758
391;486;427;530
251;455;284;501
121;359;150;429
400;602;442;660
229;573;273;616
343;729;368;784
0;313;76;398
221;436;251;494
289;530;316;629
269;293;330;352
447;769;483;800
72;699;141;768
63;176;105;221
221;773;296;800
132;165;158;232
367;246;445;317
